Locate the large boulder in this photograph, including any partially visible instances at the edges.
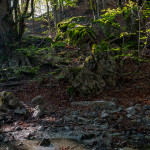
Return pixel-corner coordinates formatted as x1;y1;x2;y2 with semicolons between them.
72;68;106;96
0;91;21;109
70;52;117;97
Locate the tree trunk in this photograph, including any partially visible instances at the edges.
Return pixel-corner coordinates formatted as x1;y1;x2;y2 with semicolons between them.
46;0;51;35
0;0;11;56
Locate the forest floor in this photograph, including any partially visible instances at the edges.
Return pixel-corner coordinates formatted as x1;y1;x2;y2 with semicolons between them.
0;55;150;149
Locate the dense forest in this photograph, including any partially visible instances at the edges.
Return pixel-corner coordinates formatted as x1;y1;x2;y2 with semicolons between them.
0;0;150;150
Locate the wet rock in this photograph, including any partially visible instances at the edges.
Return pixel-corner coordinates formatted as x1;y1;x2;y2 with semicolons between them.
40;138;51;147
31;95;45;105
4;136;10;143
71;100;116;110
14;107;27;115
38;126;44;131
25;131;35;140
32;105;44;118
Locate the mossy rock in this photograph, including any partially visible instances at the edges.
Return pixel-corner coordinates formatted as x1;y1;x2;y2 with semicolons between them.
71;69;106;97
0;91;21;108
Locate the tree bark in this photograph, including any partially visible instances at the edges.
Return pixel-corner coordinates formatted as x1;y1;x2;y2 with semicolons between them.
0;0;11;55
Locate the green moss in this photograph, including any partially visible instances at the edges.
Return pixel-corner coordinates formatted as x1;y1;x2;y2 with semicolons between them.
67;86;75;95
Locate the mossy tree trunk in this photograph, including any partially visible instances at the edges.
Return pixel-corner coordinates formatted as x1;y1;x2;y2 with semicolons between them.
0;0;34;64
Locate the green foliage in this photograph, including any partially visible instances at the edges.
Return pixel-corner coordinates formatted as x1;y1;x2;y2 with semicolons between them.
56;17;95;47
52;42;66;49
13;66;39;78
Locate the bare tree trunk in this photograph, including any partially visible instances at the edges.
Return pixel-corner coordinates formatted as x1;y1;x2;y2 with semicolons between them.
50;0;58;34
32;3;35;35
46;0;51;35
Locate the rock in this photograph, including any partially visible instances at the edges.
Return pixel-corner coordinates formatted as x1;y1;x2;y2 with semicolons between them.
143;105;150;110
79;133;96;140
95;139;108;150
0;91;21;108
38;126;44;131
71;68;106;96
70;110;79;115
0;112;7;120
119;148;137;150
83;139;97;146
31;95;45;105
77;116;90;123
40;138;51;146
101;110;109;118
126;106;136;116
14;107;27;115
64;116;72;122
4;136;10;143
0;104;9;112
71;100;116;110
101;131;112;146
25;131;35;140
0;134;4;141
15;127;22;131
100;124;109;130
32;105;44;118
143;115;150;126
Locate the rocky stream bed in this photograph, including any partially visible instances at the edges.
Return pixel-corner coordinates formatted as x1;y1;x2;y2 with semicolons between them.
0;91;150;150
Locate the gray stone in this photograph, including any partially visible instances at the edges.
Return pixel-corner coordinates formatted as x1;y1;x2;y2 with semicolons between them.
4;136;10;143
83;138;97;146
101;110;109;118
126;106;136;116
70;110;79;115
31;95;45;105
0;112;7;120
0;104;9;112
71;100;116;110
77;116;90;123
14;107;27;115
32;105;44;118
143;105;150;110
64;116;72;122
0;134;4;141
